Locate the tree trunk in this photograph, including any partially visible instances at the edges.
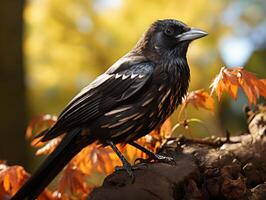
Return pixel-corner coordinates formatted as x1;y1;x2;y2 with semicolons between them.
0;0;28;167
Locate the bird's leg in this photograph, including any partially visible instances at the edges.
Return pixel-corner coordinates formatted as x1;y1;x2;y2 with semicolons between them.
106;140;134;178
129;141;174;163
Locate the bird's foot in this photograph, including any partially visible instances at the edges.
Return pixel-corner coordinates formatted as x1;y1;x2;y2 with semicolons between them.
115;162;149;182
135;154;175;164
115;163;134;181
152;153;175;163
128;142;175;165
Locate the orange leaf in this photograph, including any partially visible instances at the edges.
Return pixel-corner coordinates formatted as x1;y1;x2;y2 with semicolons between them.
38;189;56;200
121;142;146;163
258;79;266;97
0;164;29;196
26;114;57;139
157;118;172;138
0;163;56;200
35;137;62;156
210;67;266;105
57;164;91;199
25;114;62;156
183;89;214;111
71;143;118;175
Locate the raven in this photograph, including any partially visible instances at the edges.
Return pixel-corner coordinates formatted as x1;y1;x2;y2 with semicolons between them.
11;19;207;199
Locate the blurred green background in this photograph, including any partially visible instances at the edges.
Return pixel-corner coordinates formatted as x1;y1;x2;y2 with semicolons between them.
0;0;265;169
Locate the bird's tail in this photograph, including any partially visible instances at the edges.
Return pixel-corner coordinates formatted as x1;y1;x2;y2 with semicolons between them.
11;128;90;200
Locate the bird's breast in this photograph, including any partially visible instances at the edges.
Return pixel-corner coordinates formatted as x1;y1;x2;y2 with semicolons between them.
150;60;189;127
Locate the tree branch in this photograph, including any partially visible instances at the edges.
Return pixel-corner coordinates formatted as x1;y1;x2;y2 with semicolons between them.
89;105;266;200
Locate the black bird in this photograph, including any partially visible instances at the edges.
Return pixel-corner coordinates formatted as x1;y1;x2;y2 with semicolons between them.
11;19;207;200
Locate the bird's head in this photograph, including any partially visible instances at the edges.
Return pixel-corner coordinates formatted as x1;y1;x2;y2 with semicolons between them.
134;19;207;59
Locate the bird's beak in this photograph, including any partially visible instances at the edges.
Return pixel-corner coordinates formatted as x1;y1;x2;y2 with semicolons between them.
176;28;208;42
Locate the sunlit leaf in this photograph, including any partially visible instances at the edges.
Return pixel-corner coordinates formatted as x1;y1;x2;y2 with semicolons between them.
183;89;215;111
0;164;29;196
71;143;118;175
57;164;91;199
0;163;54;199
25;114;62;156
38;189;56;200
35;137;62;156
210;67;266;105
26;114;57;139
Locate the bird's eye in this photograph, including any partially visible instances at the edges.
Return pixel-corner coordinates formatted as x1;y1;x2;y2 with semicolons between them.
164;27;175;36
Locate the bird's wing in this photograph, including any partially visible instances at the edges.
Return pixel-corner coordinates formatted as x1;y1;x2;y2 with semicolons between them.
41;60;154;141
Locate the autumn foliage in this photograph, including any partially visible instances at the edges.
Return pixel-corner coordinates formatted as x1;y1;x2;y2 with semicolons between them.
210;67;266;105
0;67;265;199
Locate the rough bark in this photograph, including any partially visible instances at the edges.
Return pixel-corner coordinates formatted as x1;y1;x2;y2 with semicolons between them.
88;105;266;200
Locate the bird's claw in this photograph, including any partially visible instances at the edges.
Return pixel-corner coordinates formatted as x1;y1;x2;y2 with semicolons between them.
134;154;175;165
149;154;175;164
152;154;175;163
115;165;134;181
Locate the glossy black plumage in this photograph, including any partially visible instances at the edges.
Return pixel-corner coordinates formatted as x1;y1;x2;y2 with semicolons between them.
11;19;207;200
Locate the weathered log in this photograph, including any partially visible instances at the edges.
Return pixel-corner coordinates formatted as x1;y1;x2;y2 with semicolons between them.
88;134;266;200
88;105;266;200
